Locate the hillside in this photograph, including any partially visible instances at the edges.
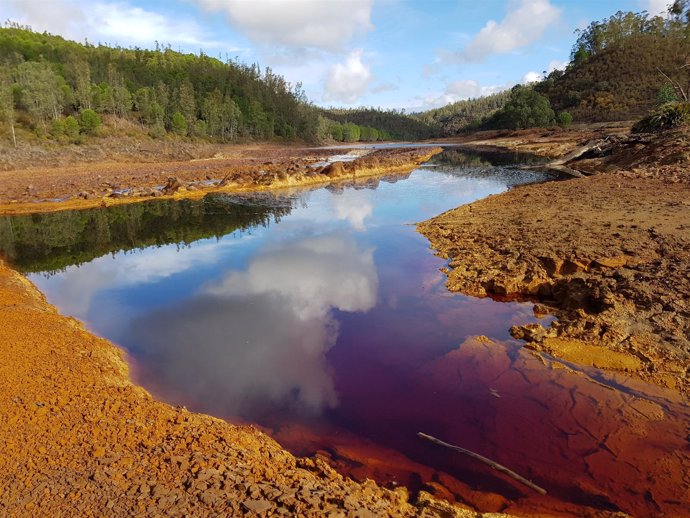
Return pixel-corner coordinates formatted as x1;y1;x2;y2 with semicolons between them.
536;10;690;122
414;90;511;135
536;33;689;121
0;25;432;146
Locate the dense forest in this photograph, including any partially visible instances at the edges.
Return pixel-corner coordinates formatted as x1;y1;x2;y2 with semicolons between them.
413;91;511;135
0;25;434;146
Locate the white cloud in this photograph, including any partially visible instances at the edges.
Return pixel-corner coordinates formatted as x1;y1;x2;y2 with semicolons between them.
206;232;378;320
4;0;223;48
323;49;373;104
642;0;671;16
195;0;373;51
522;59;567;84
522;71;542;84
457;0;562;62
421;80;505;109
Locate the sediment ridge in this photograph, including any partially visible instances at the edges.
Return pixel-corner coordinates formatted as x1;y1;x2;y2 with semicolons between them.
0;146;442;216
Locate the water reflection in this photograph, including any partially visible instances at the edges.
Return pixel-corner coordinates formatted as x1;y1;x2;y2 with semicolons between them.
6;150;684;516
128;232;377;417
0;195;293;274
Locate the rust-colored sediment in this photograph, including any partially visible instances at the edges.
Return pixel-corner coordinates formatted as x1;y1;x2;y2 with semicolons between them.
0;260;491;517
419;127;690;396
0;146;442;216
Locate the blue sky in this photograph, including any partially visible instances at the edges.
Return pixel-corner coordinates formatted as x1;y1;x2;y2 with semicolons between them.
2;0;672;110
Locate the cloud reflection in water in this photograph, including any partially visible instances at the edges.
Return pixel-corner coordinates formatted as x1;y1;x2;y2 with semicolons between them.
129;231;378;417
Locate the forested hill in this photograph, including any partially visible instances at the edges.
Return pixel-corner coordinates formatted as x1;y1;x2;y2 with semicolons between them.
0;26;434;145
416;5;690;134
536;9;690;122
413;91;511;135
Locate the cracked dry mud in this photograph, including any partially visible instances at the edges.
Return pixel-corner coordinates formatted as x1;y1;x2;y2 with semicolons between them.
419;130;690;396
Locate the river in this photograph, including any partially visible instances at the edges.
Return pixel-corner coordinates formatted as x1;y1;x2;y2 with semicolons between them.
1;148;686;517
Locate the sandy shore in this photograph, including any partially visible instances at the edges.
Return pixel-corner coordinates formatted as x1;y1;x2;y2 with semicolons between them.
420;126;690;397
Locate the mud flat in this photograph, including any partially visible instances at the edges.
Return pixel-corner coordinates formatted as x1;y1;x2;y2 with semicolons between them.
419;127;690;396
0;146;441;216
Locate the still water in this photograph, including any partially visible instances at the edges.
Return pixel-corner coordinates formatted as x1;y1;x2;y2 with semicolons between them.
1;149;687;517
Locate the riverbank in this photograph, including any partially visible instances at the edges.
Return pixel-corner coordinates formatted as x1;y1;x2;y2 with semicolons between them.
0;145;441;216
0;258;501;517
420;125;690;397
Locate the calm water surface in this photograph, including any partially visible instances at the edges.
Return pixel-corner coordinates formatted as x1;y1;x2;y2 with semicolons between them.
2;149;687;517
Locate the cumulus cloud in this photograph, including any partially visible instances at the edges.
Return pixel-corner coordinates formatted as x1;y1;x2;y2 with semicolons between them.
206;232;378;320
4;0;223;47
522;59;567;84
195;0;373;51
453;0;562;63
323;49;373;104
128;232;379;417
522;71;542;84
642;0;671;16
421;80;505;109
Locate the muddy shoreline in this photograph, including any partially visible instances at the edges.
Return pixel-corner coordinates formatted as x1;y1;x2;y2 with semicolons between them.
1;132;688;517
0;146;441;216
0;145;510;518
420;126;690;398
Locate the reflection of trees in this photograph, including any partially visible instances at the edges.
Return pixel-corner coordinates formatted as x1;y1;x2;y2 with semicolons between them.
429;148;547;168
0;194;294;273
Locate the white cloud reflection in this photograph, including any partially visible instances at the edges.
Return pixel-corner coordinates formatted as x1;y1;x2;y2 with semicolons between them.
129;232;378;416
331;189;374;231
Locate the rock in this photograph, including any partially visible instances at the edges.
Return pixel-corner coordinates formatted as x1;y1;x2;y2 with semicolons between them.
242;499;272;513
162;177;182;195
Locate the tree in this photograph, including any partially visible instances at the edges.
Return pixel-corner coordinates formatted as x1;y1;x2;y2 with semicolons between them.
556;111;573;127
78;108;101;134
0;69;16;146
489;86;556;129
171;111;187;136
14;61;65;129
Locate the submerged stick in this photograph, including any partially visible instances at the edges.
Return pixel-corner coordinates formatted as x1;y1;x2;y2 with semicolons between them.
417;432;547;495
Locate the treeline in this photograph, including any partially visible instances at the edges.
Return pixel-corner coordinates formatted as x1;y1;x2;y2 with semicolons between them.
323;107;437;141
0;25;431;145
536;6;690;121
413;91;511;135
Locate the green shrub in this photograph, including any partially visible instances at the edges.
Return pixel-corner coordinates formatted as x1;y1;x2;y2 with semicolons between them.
633;102;690;132
557;111;573;127
193;119;207;138
63;116;80;141
656;84;679;106
78;109;101;134
148;123;167;139
487;86;556;130
171;111;187;136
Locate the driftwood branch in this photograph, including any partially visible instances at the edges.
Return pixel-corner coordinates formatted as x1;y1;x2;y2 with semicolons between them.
417;432;547;495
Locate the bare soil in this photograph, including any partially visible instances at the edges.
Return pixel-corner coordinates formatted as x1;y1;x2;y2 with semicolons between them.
420;126;690;396
0;144;442;215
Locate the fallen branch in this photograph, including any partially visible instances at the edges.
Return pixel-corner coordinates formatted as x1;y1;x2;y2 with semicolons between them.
417;432;547;495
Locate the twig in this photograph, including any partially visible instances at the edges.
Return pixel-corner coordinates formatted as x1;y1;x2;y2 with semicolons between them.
417;432;547;495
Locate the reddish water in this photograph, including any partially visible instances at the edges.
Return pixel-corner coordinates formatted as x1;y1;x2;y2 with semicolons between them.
22;151;690;517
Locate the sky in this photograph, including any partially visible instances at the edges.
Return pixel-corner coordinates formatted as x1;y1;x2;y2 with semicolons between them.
1;0;674;111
